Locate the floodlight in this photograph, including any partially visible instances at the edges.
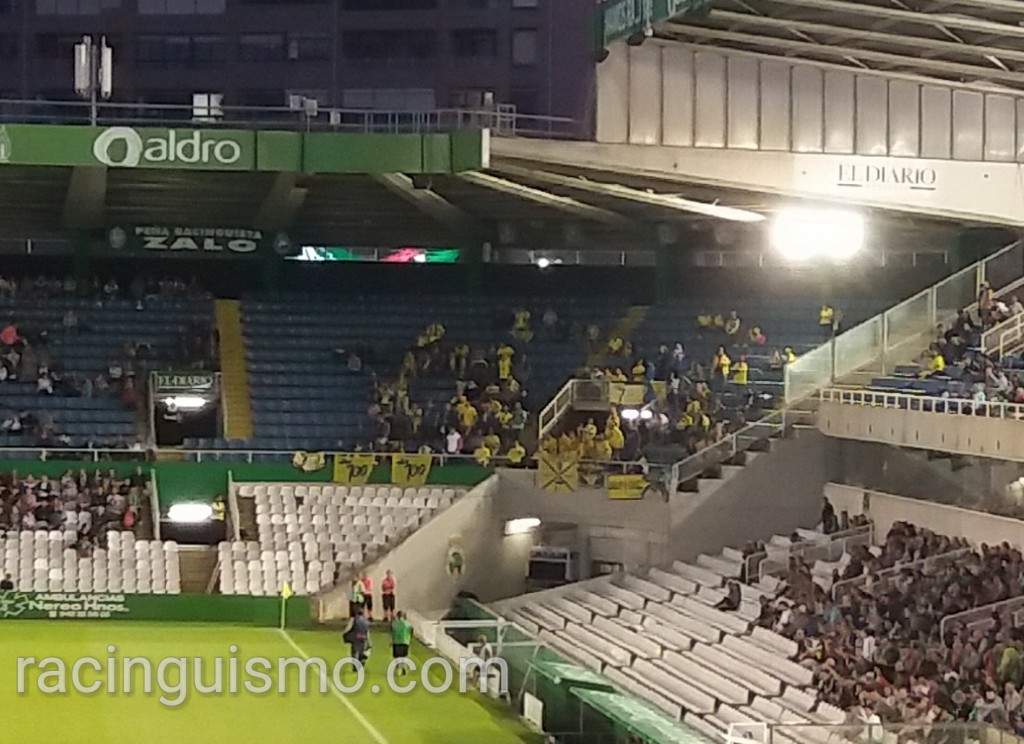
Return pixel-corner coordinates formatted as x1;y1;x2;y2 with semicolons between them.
771;207;865;263
621;408;641;421
504;517;541;536
168;502;214;523
536;257;551;269
161;395;207;410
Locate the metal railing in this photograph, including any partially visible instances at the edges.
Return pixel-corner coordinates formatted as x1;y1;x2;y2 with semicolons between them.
785;239;1024;403
148;467;161;541
982;310;1024;359
0;98;581;138
669;409;786;492
940;595;1024;643
758;523;874;582
537;379;615;440
820;387;1024;420
830;547;972;599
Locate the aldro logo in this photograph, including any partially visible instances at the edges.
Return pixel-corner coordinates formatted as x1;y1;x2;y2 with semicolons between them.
92;127;243;168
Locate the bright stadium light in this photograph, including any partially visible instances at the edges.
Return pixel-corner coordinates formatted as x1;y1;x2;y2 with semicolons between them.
535;257;551;269
161;395;207;410
412;252;427;263
504;517;541;536
771;207;865;263
168;502;214;523
620;408;641;421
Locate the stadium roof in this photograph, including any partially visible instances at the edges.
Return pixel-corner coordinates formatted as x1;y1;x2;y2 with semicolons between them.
655;0;1024;92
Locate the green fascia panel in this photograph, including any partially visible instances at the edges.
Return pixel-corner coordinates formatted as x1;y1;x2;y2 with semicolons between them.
0;124;256;171
302;133;429;174
422;133;453;174
451;130;488;172
0;125;488;175
256;130;303;172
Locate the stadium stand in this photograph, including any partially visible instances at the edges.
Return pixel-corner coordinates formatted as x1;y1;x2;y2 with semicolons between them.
223;482;461;596
233;294;627;452
0;467;177;594
0;277;213;451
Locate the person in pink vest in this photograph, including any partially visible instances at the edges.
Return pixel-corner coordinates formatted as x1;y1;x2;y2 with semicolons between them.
360;573;374;621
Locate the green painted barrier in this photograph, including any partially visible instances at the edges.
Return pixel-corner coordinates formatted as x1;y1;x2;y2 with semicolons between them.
0;590;311;628
0;460;490;507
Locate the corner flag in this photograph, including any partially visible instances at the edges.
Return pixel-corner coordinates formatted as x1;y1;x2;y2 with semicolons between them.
280;582;293;629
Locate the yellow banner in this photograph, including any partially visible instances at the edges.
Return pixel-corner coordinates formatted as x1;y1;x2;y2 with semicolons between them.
537;452;579;493
607;382;646;407
392;453;433;487
333;453;376;485
607;474;647;500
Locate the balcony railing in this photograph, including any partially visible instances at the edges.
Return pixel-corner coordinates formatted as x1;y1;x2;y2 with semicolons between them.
0;98;582;138
820;387;1024;420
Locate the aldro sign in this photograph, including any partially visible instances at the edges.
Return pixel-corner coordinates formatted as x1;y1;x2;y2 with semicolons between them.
91;127;252;170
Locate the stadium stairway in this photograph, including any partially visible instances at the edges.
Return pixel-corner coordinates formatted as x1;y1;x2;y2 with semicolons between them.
216;299;254;440
179;546;219;593
588;305;650;367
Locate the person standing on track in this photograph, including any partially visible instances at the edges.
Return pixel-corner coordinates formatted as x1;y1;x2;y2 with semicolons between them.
360;572;374;621
391;611;412;676
381;569;396;623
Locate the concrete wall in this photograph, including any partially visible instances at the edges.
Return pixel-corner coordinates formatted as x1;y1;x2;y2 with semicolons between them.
669;430;836;561
316;476;532;620
819;400;1024;461
826;483;1024;550
494;469;670;574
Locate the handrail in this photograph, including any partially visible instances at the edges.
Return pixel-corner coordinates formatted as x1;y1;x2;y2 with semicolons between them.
939;595;1024;643
820;387;1024;420
785;239;1024;403
831;547;972;600
0;98;581;138
227;470;241;541
758;523;874;582
982;311;1024;359
669;409;786;491
148;467;161;541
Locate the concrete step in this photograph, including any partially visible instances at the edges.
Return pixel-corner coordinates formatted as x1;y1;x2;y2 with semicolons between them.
178;546;218;594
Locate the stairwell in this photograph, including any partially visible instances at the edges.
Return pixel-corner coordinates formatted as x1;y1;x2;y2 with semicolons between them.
236;494;257;541
216;300;254;440
588;305;650;368
178;546;219;593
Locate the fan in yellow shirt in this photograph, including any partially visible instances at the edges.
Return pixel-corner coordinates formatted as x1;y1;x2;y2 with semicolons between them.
507;441;527;466
733;356;749;385
606;422;624;452
580;418;598;442
497;344;515;380
474;443;492;466
593;436;613;461
631;360;646;383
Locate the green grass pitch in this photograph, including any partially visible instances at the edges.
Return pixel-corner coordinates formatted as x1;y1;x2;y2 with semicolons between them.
0;621;541;744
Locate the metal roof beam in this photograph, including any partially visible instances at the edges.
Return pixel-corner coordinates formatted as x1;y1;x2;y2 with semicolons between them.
702;11;1024;67
457;172;629;226
756;0;1024;40
62;166;107;230
492;164;765;223
663;25;1024;86
254;172;307;232
371;174;474;233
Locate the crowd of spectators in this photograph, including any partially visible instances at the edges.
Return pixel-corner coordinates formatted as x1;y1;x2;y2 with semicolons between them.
360;308;554;465
0;468;147;553
759;518;1024;733
0;274;214;450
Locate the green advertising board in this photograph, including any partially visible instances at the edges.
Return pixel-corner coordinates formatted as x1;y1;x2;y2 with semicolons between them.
0;591;311;627
0;124;488;174
153;371;216;393
104;226;293;258
600;0;712;46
